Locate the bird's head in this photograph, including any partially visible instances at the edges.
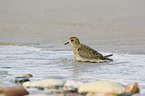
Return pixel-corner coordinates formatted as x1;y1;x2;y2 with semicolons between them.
64;37;80;46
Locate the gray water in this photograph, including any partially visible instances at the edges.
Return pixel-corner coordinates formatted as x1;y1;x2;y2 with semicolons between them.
0;45;145;94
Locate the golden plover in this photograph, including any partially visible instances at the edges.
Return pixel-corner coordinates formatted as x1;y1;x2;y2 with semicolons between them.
64;37;113;62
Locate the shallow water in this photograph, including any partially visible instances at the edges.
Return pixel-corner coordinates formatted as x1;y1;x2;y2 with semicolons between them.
0;45;145;94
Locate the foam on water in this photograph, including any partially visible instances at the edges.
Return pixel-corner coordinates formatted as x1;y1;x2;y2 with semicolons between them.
0;45;145;93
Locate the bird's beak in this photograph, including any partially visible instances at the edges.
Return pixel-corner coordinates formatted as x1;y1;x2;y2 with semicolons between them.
64;42;69;45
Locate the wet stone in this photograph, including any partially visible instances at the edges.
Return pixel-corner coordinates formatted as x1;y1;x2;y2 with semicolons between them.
15;77;30;84
23;74;33;77
22;79;141;96
23;79;63;88
0;86;29;96
15;74;33;84
123;82;140;94
78;80;125;95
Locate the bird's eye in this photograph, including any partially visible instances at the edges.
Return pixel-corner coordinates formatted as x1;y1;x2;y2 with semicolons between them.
71;39;74;42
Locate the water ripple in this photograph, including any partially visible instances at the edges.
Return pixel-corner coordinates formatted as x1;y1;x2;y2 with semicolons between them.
0;45;145;93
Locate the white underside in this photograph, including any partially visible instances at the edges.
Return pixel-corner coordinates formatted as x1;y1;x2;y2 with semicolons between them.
75;55;110;63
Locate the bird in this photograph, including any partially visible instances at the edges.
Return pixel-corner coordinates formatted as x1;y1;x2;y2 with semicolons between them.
64;37;113;62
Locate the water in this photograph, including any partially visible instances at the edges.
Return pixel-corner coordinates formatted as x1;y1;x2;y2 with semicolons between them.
0;45;145;94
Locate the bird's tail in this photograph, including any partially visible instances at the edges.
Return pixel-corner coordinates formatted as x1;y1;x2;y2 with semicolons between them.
103;54;113;61
104;54;113;58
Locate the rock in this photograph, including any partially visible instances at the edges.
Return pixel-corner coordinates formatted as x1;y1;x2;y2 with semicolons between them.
78;80;125;95
0;86;29;96
63;80;84;91
123;82;139;94
23;74;33;77
23;79;63;88
15;74;33;84
15;76;30;84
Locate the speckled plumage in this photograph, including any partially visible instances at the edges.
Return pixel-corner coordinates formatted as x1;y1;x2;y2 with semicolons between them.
65;37;113;62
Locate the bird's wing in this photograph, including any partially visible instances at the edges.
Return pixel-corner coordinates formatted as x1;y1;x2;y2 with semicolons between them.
78;45;104;59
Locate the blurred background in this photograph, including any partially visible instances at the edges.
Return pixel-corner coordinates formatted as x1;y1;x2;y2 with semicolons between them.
0;0;145;53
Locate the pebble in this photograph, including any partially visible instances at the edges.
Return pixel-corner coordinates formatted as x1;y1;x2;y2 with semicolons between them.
0;86;29;96
23;74;33;77
23;79;63;88
13;74;142;96
78;80;125;95
15;74;33;84
15;76;30;84
123;82;139;94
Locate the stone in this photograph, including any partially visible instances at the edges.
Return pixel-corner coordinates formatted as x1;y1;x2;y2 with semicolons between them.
63;80;84;91
0;86;29;96
23;74;33;77
15;76;30;84
15;74;33;84
23;79;63;88
123;82;139;94
78;80;125;94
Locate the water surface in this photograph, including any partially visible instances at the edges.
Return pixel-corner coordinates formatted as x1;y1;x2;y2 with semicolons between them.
0;45;145;94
